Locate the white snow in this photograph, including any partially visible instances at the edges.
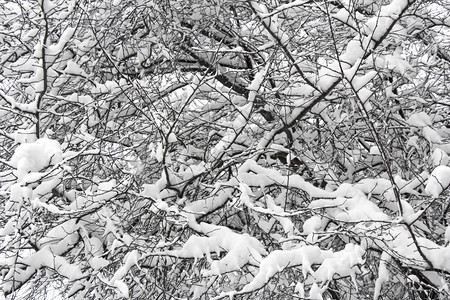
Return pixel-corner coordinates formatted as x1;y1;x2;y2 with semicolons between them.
425;166;450;198
64;60;88;76
302;215;324;235
240;243;364;294
91;256;109;270
232;103;252;130
141;183;161;199
334;9;358;29
77;38;96;53
445;226;450;244
308;283;323;300
422;126;443;144
379;51;415;79
340;39;367;65
250;2;290;45
10;138;63;180
431;148;449;166
357;88;373;111
365;0;409;41
295;282;305;298
402;208;423;225
23;246;84;281
22;28;39;42
110;250;140;285
46;27;76;59
373;252;391;300
9;57;37;73
0;217;17;236
37;219;79;248
266;195;296;237
17;65;45;93
40;0;57;13
406;112;432;127
238;159;335;199
317;61;340;91
247;68;266;91
258;0;309;19
182;187;234;221
407;136;419;148
160;222;267;276
167;132;177;143
113;280;129;298
32;198;64;213
351;71;377;90
313;243;365;285
10;127;38;144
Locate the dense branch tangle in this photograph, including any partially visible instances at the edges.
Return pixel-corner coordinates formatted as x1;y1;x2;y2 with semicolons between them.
1;0;450;299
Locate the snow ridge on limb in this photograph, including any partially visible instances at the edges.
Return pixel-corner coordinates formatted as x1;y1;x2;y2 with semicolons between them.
152;222;267;277
241;243;365;293
212;244;365;299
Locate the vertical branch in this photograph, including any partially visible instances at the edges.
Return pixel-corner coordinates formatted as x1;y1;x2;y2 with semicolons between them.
35;1;50;139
